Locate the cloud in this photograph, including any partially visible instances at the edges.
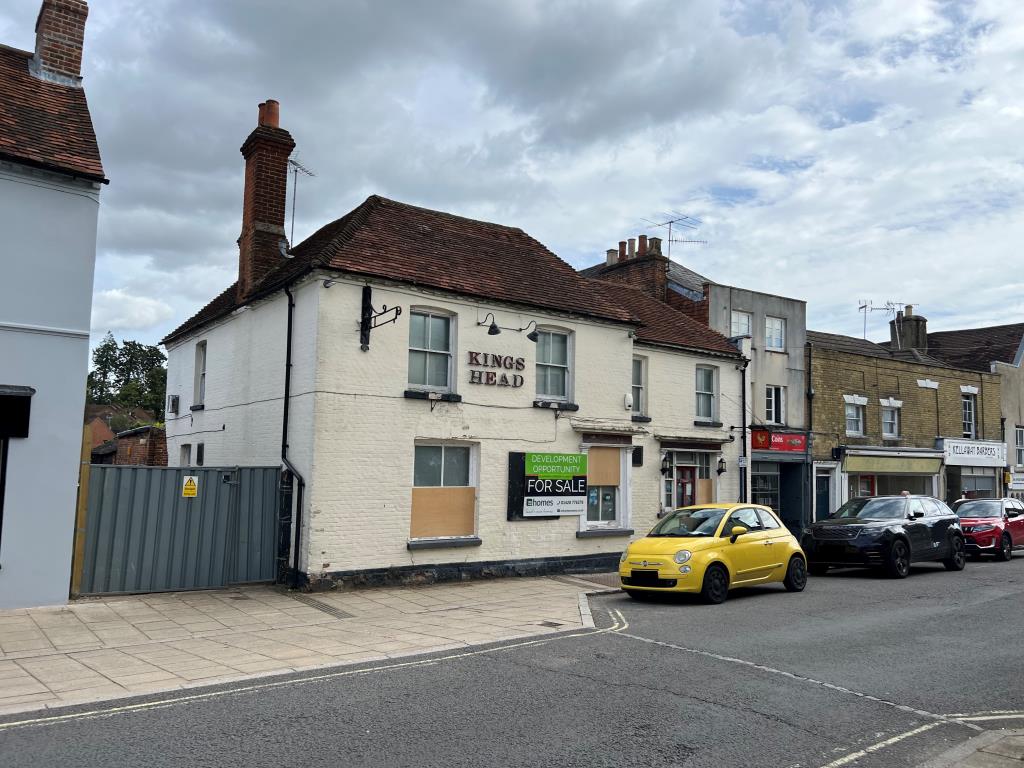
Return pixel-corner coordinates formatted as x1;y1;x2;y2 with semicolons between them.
2;0;1022;349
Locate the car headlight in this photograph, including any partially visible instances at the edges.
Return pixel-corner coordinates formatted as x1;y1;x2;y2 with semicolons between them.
620;550;629;563
673;550;692;564
973;524;996;532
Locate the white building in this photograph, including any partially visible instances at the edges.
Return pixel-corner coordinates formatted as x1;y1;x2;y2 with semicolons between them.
0;0;105;608
163;102;745;587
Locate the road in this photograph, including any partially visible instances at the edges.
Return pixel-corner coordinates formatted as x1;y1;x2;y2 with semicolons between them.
2;557;1023;767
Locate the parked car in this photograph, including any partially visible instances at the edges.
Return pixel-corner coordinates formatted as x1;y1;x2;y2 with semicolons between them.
952;498;1024;561
619;503;808;604
801;495;966;578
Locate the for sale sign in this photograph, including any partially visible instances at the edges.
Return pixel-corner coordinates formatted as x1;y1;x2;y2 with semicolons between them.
522;452;588;517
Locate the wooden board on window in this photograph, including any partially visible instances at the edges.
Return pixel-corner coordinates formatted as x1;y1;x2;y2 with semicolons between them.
587;447;620;487
696;479;715;505
410;487;476;538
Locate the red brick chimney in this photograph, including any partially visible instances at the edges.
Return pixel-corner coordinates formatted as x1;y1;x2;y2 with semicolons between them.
31;0;88;85
237;99;295;301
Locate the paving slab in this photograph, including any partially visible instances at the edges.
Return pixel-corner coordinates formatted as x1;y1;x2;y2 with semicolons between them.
0;575;592;716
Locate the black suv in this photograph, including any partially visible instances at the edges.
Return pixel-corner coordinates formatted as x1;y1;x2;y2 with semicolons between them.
801;495;967;578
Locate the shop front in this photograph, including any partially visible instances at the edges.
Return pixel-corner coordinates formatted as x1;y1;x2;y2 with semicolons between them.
939;438;1007;503
839;447;943;501
750;429;810;534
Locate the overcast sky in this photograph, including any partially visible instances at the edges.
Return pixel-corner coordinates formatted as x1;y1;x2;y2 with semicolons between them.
3;0;1022;349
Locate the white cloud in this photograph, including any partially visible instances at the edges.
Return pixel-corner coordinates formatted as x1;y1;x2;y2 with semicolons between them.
91;289;174;336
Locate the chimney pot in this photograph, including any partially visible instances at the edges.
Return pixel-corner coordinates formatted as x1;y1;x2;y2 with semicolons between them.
605;248;617;267
905;304;913;317
618;241;627;262
263;99;280;128
628;238;636;258
648;237;662;256
638;235;647;256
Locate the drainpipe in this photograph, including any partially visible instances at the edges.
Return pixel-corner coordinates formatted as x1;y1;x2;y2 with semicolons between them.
282;284;306;589
740;356;749;503
805;342;814;525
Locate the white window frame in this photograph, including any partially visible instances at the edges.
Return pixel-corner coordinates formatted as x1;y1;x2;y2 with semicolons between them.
765;316;786;351
881;406;900;438
962;394;977;439
632;356;646;416
408;309;455;393
1016;426;1024;467
412;442;478;489
193;341;207;406
765;385;785;425
731;310;752;338
180;444;192;467
579;445;631;531
695;365;717;423
535;328;573;402
845;404;865;436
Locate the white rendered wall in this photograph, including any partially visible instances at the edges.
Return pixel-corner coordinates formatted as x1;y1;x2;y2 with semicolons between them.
0;163;99;609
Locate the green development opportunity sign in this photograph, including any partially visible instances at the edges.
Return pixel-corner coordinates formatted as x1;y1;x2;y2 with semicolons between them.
523;452;588;517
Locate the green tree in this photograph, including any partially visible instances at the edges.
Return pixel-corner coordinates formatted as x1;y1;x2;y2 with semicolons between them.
86;334;167;420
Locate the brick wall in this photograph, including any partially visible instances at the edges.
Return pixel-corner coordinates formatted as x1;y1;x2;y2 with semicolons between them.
665;290;710;325
807;346;1002;460
589;255;670;302
114;428;167;466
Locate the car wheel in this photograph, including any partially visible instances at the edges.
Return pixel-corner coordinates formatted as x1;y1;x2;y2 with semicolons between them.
783;556;807;592
943;535;967;571
700;564;729;605
995;534;1012;562
808;563;829;576
886;540;911;579
623;589;651;601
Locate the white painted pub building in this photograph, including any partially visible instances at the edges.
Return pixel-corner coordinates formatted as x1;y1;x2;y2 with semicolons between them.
163;102;748;586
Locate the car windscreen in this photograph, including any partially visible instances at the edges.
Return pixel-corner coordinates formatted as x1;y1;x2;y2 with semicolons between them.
831;497;906;520
650;507;726;537
955;500;1002;519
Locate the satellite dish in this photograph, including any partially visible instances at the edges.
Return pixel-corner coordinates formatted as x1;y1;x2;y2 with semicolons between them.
279;239;292;259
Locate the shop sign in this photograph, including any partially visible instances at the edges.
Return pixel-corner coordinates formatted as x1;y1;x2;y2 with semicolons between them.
1011;472;1024;491
751;429;806;453
522;452;587;516
467;351;524;388
942;439;1006;467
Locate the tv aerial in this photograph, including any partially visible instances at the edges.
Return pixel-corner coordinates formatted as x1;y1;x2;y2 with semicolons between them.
640;212;705;258
288;157;316;246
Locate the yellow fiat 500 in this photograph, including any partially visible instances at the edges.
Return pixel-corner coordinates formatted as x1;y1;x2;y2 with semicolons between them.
619;503;807;604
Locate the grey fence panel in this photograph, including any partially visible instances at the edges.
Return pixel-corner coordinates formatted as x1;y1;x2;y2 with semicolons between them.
79;466;280;595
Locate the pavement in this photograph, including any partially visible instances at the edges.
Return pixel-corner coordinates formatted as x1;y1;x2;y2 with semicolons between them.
0;574;604;716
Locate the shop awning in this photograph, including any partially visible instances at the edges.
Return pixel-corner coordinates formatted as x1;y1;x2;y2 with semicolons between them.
845;455;942;474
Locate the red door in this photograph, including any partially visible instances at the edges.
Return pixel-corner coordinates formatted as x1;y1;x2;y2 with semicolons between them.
675;466;696;508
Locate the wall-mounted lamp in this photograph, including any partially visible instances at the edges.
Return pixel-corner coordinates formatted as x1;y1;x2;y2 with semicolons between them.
519;320;540;343
627;330;638;339
717;457;727;475
477;313;501;336
660;452;673;477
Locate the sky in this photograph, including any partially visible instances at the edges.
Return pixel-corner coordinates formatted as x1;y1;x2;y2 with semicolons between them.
2;0;1023;349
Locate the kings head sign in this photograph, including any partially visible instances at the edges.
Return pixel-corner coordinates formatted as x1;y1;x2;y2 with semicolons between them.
523;452;587;516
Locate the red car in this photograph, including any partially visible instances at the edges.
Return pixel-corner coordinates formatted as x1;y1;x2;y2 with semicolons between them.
954;498;1024;561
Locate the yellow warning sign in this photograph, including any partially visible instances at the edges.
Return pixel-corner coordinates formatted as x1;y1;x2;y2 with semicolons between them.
182;475;198;498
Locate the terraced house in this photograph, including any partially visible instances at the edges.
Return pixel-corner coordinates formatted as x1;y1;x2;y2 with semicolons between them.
162;102;746;588
807;306;1004;518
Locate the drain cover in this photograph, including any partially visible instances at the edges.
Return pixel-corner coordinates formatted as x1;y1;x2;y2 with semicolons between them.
538;621;563;628
287;592;354;620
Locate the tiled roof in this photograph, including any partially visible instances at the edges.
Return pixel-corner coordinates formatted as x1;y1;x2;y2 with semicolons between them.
163;196;634;344
579;257;711;295
807;330;952;367
0;44;104;182
592;280;740;357
925;323;1024;372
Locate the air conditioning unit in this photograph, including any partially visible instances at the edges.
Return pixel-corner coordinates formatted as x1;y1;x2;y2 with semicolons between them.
168;395;179;415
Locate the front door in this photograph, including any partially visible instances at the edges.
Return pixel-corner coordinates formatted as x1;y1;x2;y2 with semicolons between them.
723;507;773;582
815;473;831;520
675;466;696;508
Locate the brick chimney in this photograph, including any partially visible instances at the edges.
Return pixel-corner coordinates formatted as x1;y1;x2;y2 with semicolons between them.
889;304;928;351
237;100;295;301
30;0;88;85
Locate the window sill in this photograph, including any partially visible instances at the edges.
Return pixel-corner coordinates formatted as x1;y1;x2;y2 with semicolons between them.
407;536;482;551
631;415;652;423
576;528;634;539
693;420;723;428
845;432;865;438
533;400;579;411
765;348;787;354
404;390;462;403
190;404;205;412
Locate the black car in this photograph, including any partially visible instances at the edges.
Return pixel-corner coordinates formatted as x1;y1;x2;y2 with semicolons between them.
801;495;967;578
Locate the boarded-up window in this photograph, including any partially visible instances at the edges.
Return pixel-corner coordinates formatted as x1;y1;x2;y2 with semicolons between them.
587;447;620;487
411;445;475;538
587;447;621;524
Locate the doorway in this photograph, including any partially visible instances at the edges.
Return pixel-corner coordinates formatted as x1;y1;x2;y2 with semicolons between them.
675;466;696;508
815;473;831;520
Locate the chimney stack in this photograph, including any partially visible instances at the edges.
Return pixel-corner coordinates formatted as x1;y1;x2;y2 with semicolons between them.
237;99;295;301
648;237;662;256
618;241;627;262
638;235;647;256
31;0;88;85
605;248;617;266
889;305;928;351
627;238;636;259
